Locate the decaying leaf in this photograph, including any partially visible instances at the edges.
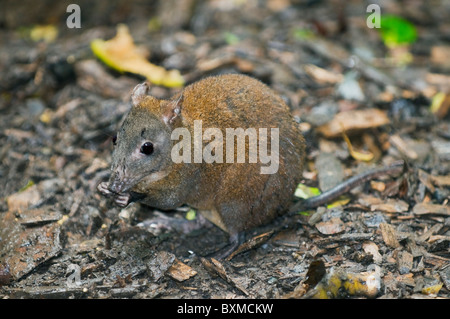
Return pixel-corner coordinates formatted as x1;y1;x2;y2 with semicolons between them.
91;24;184;88
294;183;349;213
430;92;449;118
304;265;382;299
326;196;350;208
422;282;443;296
317;109;390;138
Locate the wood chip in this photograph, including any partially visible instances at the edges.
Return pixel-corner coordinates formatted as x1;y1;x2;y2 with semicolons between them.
303;64;343;84
426;73;450;92
439;266;450;291
146;251;175;282
315;152;344;192
390;135;432;161
397;251;414;274
418;223;443;242
431;45;450;67
6;178;65;213
226;231;274;261
418;169;435;193
413;203;450;216
0;210;62;281
370;199;409;213
18;208;62;226
85;158;110;175
6;186;41;213
429;174;450;187
4;129;35;140
315;233;373;246
362;241;382;264
200;258;249;296
379;223;400;248
167;259;197;282
389;135;419;160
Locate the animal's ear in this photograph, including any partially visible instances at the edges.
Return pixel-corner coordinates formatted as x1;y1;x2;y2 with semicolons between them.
161;93;183;125
131;82;150;106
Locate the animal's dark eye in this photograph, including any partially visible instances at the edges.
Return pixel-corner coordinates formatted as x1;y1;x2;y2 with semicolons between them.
140;142;154;155
112;135;117;145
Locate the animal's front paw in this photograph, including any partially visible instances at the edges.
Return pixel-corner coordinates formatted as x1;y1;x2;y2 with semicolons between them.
98;182;131;207
97;182;113;196
114;193;131;207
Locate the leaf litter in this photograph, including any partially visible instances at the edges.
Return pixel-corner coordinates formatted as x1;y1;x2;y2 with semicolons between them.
0;0;449;299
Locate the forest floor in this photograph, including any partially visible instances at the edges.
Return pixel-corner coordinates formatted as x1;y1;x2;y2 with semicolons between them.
0;0;449;299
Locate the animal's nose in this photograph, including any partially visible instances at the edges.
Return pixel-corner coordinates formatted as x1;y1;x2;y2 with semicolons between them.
108;172;124;194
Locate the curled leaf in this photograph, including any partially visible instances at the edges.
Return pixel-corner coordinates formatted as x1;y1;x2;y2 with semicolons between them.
91;24;184;88
341;124;374;162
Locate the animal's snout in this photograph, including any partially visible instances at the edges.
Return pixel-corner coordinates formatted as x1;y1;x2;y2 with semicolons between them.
108;171;126;194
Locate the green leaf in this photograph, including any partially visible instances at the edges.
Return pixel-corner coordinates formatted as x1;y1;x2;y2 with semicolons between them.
294;183;321;199
292;28;315;40
185;209;197;221
379;15;417;47
326;196;350;209
19;180;35;192
224;32;240;45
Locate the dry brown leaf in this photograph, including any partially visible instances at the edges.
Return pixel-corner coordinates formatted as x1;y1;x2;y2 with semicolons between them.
304;64;343;84
317;109;390;138
167;259;197;282
316;217;345;235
